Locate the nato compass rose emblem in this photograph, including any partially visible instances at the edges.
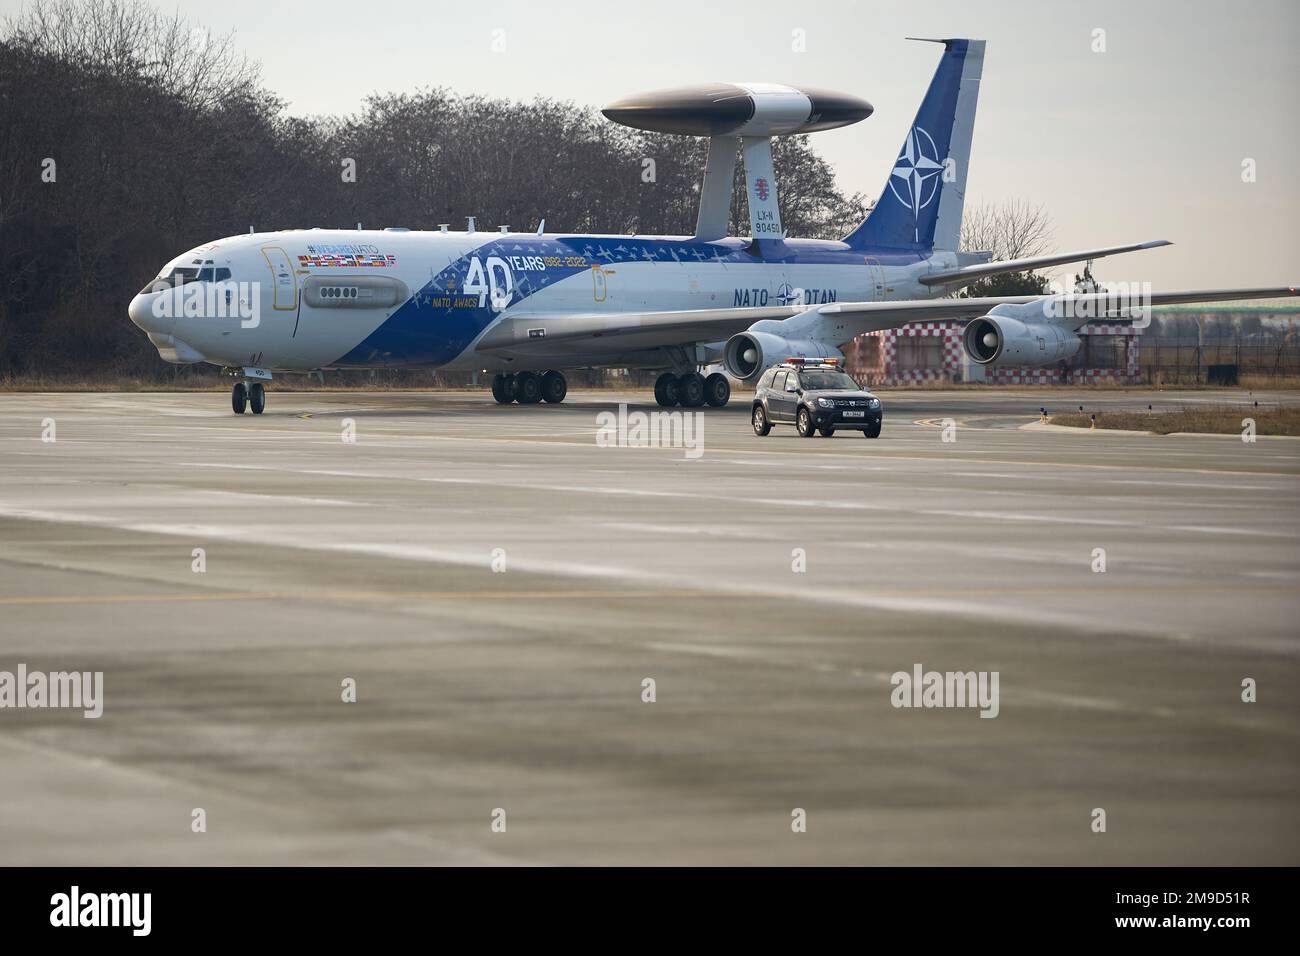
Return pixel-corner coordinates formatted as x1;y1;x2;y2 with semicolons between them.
889;126;944;241
754;177;770;202
775;282;800;305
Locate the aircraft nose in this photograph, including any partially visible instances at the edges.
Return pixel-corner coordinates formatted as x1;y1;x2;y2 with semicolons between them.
128;291;172;334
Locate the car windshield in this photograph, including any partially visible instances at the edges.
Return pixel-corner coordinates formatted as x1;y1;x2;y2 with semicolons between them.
798;370;859;391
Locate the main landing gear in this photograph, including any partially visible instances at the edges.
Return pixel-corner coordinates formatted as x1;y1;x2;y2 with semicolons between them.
231;380;266;415
490;369;731;409
654;371;730;408
492;370;568;405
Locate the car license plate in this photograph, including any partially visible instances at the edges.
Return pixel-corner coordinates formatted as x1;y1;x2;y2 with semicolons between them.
842;410;865;418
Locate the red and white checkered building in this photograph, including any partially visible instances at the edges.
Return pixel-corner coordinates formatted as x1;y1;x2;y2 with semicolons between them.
843;320;1142;385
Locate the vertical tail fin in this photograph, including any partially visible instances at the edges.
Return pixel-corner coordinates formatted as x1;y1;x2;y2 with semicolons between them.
844;38;984;252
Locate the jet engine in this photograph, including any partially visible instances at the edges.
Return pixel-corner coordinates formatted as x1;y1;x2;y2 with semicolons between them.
722;331;843;381
962;304;1082;367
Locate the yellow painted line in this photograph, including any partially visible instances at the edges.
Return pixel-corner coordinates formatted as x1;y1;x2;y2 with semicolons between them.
186;430;1300;478
0;589;763;607
283;438;1300;478
146;440;1299;480
9;424;1300;477
0;582;1294;608
912;417;971;428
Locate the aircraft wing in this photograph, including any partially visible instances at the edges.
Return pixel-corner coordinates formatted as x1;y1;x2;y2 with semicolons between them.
917;240;1173;287
826;286;1300;332
474;305;798;354
475;296;1065;355
475;286;1296;358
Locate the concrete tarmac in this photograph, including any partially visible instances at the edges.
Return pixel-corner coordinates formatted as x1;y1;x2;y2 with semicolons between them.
1;387;1297;865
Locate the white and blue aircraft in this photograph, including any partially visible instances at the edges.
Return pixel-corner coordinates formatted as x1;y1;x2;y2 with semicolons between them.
128;38;1294;414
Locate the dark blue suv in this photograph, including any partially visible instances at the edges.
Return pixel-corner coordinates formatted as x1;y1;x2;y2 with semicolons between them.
751;361;883;438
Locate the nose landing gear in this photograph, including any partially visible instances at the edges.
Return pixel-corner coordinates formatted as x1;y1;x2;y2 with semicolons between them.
229;368;270;415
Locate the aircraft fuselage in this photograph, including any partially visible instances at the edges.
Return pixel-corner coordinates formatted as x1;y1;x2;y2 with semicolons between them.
128;228;956;373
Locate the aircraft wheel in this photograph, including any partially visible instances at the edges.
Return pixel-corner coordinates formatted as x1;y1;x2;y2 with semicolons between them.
491;373;516;404
796;407;816;437
514;371;542;404
541;370;567;404
654;373;679;407
678;372;706;408
704;372;731;407
249;382;266;415
752;404;772;436
232;382;247;414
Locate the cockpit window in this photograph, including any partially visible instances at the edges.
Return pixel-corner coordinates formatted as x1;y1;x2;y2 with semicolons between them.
142;267;199;293
141;264;230;294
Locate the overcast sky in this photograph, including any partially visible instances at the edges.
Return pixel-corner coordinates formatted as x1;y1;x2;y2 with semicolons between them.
6;0;1298;288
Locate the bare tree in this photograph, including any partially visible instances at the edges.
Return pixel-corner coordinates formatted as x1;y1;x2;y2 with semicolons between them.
5;0;259;110
0;0;871;379
960;198;1053;261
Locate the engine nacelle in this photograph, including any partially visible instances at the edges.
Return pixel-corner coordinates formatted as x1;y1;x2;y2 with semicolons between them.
963;309;1081;368
722;331;843;381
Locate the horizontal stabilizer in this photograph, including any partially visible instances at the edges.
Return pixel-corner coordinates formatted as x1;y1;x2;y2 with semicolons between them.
919;240;1172;287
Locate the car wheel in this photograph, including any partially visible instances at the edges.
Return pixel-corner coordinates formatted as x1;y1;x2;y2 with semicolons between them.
796;407;816;437
818;425;834;437
752;404;772;436
864;422;882;438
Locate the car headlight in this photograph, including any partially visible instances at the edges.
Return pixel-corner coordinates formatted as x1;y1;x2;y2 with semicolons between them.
867;398;881;408
816;398;835;408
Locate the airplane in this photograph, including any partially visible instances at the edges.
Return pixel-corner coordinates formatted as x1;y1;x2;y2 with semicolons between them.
127;37;1295;415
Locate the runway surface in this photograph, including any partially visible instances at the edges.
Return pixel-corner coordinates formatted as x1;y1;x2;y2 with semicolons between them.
1;387;1298;865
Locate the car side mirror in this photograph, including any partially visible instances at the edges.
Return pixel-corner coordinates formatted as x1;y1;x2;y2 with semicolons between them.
786;384;799;393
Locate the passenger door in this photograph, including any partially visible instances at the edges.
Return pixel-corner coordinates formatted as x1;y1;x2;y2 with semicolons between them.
770;370;799;421
864;255;886;300
261;247;298;312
